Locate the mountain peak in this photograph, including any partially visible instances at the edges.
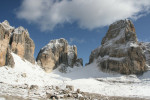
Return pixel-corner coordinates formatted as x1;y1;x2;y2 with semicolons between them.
2;20;10;26
89;19;147;74
37;38;83;73
0;19;35;67
0;20;14;30
13;26;29;35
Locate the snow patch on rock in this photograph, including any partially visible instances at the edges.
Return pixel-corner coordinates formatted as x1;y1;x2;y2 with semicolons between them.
13;26;28;34
41;38;67;52
0;20;14;31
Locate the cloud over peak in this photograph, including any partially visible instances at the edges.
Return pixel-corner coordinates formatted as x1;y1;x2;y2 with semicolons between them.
16;0;150;31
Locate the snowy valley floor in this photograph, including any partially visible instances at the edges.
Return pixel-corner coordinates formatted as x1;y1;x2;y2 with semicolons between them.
0;53;150;100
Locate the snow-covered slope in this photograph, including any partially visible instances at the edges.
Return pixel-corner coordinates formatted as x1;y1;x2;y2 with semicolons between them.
0;53;150;99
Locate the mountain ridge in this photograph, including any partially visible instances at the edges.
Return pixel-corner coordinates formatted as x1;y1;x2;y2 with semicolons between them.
0;19;150;99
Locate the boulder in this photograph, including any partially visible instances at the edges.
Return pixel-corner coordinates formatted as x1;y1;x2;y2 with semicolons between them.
30;85;38;90
36;38;83;72
10;26;35;64
76;89;81;93
0;20;14;67
89;19;147;74
66;85;74;91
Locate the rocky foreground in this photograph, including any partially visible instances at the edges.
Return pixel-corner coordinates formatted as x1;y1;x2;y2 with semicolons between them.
0;53;149;100
0;82;149;100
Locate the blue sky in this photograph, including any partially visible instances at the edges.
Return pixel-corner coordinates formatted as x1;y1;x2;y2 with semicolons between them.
0;0;150;65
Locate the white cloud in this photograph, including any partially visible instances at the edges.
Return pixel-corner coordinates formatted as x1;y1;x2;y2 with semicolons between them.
16;0;150;31
69;38;85;44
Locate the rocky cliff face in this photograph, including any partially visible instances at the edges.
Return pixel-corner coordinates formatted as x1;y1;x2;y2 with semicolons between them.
67;45;77;67
89;46;101;64
10;27;35;64
0;20;14;67
139;42;150;66
0;20;35;67
36;38;83;72
89;19;147;74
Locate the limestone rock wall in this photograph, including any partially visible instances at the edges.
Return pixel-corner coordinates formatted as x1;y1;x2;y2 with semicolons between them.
36;38;83;72
0;20;14;67
10;27;35;64
67;45;77;67
0;20;35;67
89;19;147;75
139;42;150;66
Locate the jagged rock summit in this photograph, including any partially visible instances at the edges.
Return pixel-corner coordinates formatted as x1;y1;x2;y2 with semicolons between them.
0;20;15;67
0;20;35;67
10;26;35;64
89;19;147;74
0;20;82;73
36;38;83;73
1;19;148;75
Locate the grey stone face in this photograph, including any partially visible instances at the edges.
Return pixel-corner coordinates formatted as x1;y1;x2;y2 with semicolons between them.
6;47;15;67
139;42;150;66
89;19;147;75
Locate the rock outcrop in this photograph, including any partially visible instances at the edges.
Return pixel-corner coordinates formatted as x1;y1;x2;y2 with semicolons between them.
0;20;14;67
36;38;83;72
67;45;77;67
139;42;150;66
0;20;35;67
6;47;15;67
89;46;101;64
89;19;147;74
10;27;35;64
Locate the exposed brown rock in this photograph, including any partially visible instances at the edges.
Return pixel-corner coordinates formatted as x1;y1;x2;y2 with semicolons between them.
36;38;68;72
66;85;74;91
0;83;148;100
30;85;38;90
0;20;14;67
21;73;27;78
10;27;35;64
76;89;81;93
36;38;83;72
89;19;147;74
0;20;35;67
